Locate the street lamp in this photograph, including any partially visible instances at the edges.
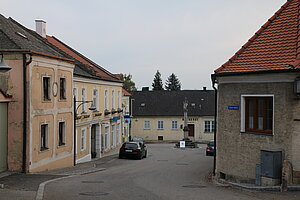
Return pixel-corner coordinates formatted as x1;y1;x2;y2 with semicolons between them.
73;96;96;166
0;54;12;73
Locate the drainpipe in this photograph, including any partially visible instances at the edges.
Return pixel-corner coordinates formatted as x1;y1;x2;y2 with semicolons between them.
211;75;217;176
23;54;32;173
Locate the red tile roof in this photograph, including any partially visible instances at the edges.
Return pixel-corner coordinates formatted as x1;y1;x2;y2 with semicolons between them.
122;88;132;96
215;0;300;74
46;36;121;82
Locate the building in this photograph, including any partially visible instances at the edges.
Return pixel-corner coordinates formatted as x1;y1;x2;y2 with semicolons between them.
131;89;215;142
46;28;123;163
121;88;132;142
212;0;300;186
0;16;75;172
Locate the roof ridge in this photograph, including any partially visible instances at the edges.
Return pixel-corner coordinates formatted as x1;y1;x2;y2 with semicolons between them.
50;36;120;81
215;0;292;73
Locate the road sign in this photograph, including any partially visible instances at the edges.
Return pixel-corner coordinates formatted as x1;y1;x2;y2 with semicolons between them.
180;141;185;148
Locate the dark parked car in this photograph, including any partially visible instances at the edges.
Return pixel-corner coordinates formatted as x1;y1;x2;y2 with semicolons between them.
119;142;147;160
131;137;145;144
206;140;215;156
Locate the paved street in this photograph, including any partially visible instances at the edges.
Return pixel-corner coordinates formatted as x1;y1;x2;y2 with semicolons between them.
42;143;299;200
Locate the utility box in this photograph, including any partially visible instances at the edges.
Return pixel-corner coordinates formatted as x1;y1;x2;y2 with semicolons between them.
260;149;282;179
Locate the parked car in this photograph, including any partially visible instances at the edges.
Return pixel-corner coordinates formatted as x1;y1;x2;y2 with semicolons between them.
119;142;147;160
131;137;145;144
206;140;215;156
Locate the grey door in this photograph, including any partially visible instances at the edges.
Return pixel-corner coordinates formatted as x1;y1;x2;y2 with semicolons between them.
0;103;8;172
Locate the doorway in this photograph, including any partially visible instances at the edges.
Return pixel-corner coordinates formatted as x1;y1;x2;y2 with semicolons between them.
0;103;8;172
91;124;97;158
188;124;195;137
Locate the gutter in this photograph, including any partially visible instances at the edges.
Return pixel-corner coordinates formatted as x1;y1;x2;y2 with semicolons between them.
211;75;218;176
22;54;32;173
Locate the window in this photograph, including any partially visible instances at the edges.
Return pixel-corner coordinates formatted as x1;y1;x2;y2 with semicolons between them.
43;76;51;101
204;120;214;133
81;128;86;151
112;90;115;109
112;124;116;147
93;89;99;111
82;88;86;113
158;120;164;130
40;124;48;151
118;91;121;108
59;77;66;100
144;120;150;129
244;97;273;134
105;90;108;110
172;120;178;129
58;121;66;146
73;87;77;99
105;126;109;149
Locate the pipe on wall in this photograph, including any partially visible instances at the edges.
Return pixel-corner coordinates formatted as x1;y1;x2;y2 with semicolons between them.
211;75;218;176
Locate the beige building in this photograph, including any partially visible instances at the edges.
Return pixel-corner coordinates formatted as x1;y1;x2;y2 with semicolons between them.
47;33;123;164
131;89;215;142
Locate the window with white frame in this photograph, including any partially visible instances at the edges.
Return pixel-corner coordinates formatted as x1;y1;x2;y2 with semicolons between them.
73;87;77;99
242;96;273;134
81;128;86;151
112;90;115;109
59;77;66;100
144;120;150;129
172;120;178;129
58;121;66;146
93;89;99;111
118;90;121;109
82;88;86;113
105;89;108;110
204;120;214;133
42;76;51;101
112;124;116;147
40;124;48;151
158;120;164;130
105;126;109;149
117;123;120;144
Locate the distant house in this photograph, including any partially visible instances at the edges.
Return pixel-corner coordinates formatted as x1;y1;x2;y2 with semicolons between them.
131;89;215;142
0;16;75;172
212;0;300;186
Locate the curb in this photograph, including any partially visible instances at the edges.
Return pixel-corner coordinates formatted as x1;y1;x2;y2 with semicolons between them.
35;168;106;200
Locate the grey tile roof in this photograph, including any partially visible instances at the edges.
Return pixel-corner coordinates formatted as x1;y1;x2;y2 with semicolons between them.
132;90;215;117
0;14;71;59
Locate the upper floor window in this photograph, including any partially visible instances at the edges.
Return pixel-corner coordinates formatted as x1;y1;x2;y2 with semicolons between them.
158;120;164;130
82;88;86;113
118;90;121;108
105;90;108;110
40;124;48;151
244;96;273;134
59;77;66;100
144;120;150;129
58;121;66;146
93;89;99;111
172;120;178;129
43;76;51;101
73;87;77;99
112;90;115;109
204;120;214;133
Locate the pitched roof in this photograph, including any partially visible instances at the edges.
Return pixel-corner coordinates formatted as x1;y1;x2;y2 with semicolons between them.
47;36;122;82
0;15;72;61
122;88;132;96
132;90;215;117
215;0;300;74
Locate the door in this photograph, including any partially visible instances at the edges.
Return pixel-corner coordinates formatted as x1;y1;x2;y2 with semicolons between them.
0;103;8;172
188;124;195;137
91;124;96;158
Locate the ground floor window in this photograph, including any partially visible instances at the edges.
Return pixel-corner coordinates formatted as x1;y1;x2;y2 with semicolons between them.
244;96;273;134
81;128;86;151
105;126;109;149
58;121;66;146
40;124;48;151
204;120;214;133
172;120;178;129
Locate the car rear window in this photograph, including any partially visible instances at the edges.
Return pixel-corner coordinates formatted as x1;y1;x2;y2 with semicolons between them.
208;141;214;146
124;143;138;149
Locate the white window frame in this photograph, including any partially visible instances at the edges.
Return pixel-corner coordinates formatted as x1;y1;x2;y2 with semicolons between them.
204;120;214;133
241;94;274;135
73;87;77;99
172;120;178;130
104;89;108;110
81;128;87;151
158;120;164;130
105;125;109;150
112;90;115;109
118;90;121;109
93;88;99;111
81;88;87;113
144;120;150;130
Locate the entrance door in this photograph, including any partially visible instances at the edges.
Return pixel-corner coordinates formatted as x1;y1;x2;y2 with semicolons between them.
91;124;96;158
188;124;195;137
0;103;8;172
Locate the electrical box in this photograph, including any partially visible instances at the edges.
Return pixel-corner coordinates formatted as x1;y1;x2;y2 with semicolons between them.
260;149;282;179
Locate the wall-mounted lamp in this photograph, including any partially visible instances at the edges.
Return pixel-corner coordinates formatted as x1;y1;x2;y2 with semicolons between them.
294;76;300;94
0;54;12;73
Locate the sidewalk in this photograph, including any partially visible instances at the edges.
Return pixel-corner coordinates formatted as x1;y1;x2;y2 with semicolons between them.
0;150;119;200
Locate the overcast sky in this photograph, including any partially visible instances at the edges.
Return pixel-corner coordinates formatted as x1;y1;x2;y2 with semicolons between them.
1;0;286;90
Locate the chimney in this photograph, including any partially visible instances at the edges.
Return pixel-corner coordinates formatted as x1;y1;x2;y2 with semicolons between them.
35;20;46;38
142;87;149;91
203;87;207;91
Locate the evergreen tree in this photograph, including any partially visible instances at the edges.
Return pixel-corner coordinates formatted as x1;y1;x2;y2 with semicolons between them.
152;70;164;91
165;73;181;91
119;73;137;92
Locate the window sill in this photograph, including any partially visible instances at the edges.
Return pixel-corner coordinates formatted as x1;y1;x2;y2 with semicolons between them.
39;147;49;152
144;128;150;130
58;143;66;148
241;131;273;136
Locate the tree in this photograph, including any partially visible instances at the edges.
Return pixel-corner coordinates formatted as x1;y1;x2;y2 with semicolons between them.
119;73;137;92
165;73;181;91
152;70;164;91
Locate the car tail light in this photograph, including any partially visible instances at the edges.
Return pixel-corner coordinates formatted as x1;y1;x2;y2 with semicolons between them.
132;149;140;151
120;148;125;151
207;146;211;149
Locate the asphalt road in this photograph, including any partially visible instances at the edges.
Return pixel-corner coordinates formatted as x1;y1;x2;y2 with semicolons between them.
43;143;299;200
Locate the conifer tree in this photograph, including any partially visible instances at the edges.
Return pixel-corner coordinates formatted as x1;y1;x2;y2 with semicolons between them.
165;73;181;91
152;70;164;91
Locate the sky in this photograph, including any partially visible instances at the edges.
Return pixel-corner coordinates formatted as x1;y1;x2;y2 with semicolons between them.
1;0;286;90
